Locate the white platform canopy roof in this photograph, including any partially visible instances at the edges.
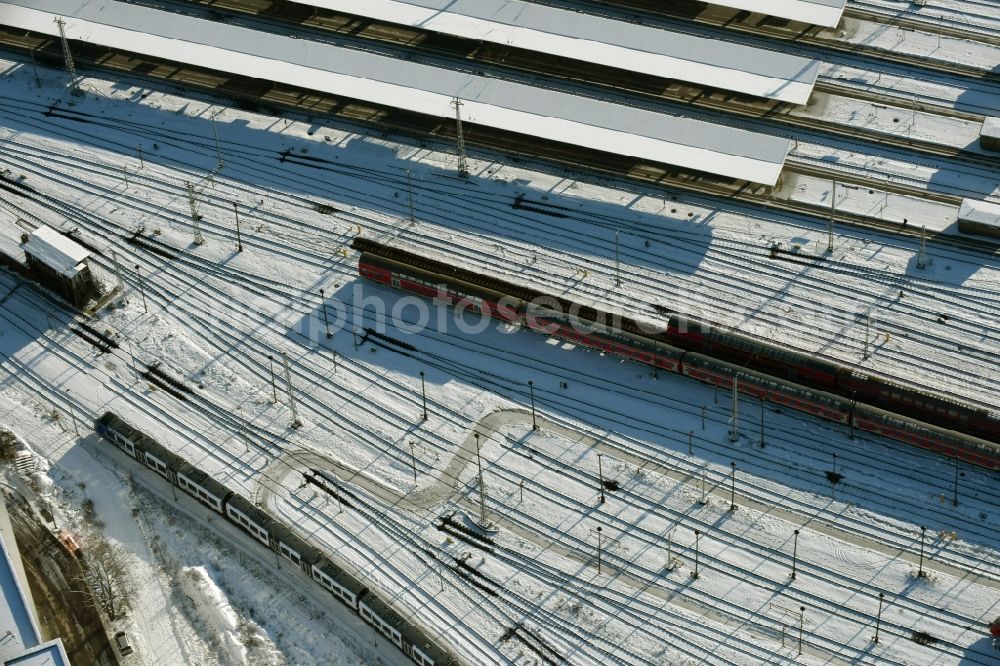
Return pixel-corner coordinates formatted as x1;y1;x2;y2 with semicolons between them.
708;0;847;27
0;0;791;185
289;0;820;105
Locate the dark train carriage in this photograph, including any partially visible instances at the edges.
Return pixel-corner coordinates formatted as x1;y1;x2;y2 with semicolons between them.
359;250;523;321
224;493;273;547
682;353;852;423
268;520;324;572
95;412;185;478
853;404;999;470
677;317;841;390
175;463;232;513
840;371;996;443
358;592;406;651
311;558;368;609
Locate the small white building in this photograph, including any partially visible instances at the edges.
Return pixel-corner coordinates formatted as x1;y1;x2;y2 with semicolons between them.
957;198;1000;238
981;117;1000;152
20;226;97;307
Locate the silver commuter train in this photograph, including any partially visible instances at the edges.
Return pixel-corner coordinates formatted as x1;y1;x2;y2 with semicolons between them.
95;412;453;666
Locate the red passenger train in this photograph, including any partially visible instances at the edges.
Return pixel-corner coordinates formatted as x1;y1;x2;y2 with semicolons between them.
352;237;999;471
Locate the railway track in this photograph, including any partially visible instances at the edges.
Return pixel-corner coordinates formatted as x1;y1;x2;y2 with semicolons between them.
1;66;1000;520
846;0;1000;43
1;195;1000;660
475;454;991;665
7;154;1000;580
4;110;998;419
3;42;999;265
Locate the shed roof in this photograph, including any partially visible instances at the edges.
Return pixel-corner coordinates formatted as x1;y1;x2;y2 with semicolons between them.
958;198;1000;229
20;226;89;278
0;0;790;185
981;117;1000;139
291;0;820;104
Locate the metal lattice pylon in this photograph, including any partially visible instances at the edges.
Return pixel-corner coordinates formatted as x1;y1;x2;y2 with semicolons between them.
53;17;78;92
452;98;469;178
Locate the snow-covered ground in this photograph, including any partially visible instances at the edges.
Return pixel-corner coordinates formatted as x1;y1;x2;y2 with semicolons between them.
0;32;998;666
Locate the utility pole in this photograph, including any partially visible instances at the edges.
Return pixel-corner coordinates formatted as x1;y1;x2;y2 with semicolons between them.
409;440;417;485
729;461;737;512
528;380;538;430
134;264;148;313
728;378;740;442
267;354;277;403
28;46;41;88
451;98;469;178
827;178;836;254
917;525;927;578
917;225;927;269
798;606;806;655
864;312;873;360
281;352;301;428
873;592;885;643
137;145;144;169
187;182;205;245
614;229;621;288
791;529;800;580
320;289;331;338
688;430;693;455
596;525;603;575
665;530;674;571
952;457;960;507
111;250;124;292
701;405;706;430
406;169;415;223
759;398;765;448
597;451;605;504
66;389;79;436
232;202;243;252
699;466;707;505
212;115;224;169
419;370;428;421
54;17;79;93
474;433;488;527
692;529;700;579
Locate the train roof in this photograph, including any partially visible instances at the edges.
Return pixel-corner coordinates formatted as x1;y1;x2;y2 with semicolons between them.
684;352;853;407
313;557;369;597
2;0;790;186
268;521;324;564
289;0;820;104
224;493;274;529
98;412;185;466
174;462;233;501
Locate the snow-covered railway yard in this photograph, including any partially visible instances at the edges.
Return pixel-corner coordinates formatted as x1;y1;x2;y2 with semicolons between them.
0;0;999;663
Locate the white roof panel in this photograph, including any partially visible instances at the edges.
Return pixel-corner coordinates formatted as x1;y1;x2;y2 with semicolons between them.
0;0;790;185
709;0;846;27
290;0;820;105
21;225;90;277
